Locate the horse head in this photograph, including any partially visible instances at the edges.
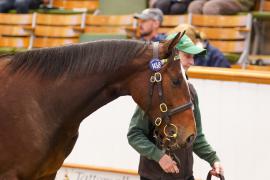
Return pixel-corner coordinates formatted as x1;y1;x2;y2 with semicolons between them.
127;32;196;150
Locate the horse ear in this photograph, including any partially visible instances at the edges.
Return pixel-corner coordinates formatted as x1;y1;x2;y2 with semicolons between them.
163;31;185;57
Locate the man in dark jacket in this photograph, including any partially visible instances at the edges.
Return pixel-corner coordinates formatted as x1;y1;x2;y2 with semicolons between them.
127;34;224;180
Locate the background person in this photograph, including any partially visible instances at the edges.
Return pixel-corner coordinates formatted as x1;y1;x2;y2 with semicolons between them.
169;24;231;68
152;0;194;15
134;8;166;42
188;0;255;15
0;0;49;13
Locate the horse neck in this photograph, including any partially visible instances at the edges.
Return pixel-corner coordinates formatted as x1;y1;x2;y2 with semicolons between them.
50;68;140;125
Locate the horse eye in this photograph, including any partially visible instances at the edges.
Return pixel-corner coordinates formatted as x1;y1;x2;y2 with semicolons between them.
172;78;181;86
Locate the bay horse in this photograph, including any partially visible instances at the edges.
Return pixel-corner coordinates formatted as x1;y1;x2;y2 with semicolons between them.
0;32;196;180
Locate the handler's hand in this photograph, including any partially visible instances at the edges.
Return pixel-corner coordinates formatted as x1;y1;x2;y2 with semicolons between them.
158;154;179;174
211;161;224;177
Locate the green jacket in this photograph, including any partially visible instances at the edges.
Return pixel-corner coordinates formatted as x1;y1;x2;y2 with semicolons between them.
127;84;220;166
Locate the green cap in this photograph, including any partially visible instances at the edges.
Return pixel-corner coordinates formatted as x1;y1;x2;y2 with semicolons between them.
166;33;206;55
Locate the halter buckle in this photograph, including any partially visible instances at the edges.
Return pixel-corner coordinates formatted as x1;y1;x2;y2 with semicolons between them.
155;117;162;126
154;72;162;82
150;75;156;83
160;103;168;112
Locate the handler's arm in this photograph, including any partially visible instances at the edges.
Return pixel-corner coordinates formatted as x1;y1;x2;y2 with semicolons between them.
192;93;220;166
127;106;165;162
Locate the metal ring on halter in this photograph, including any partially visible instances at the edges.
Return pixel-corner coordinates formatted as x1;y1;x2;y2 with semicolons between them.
161;59;168;64
163;123;178;138
150;75;156;83
155;117;162;126
160;103;168;112
154;72;162;82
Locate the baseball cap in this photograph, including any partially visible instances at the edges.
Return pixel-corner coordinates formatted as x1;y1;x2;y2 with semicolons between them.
166;33;206;55
134;8;163;24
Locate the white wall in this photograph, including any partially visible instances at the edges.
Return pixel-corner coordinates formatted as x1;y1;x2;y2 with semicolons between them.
64;96;139;170
191;79;270;180
63;78;270;180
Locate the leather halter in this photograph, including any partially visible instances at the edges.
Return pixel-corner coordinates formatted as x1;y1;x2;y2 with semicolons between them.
147;42;193;151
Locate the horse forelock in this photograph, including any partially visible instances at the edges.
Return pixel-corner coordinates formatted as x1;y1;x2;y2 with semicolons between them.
8;39;148;77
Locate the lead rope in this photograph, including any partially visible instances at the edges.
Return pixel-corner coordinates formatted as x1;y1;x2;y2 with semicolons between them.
207;171;225;180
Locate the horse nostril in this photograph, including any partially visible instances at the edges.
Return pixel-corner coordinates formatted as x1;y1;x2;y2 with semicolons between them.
186;134;195;144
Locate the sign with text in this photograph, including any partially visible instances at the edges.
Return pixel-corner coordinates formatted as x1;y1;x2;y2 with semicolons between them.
56;167;139;180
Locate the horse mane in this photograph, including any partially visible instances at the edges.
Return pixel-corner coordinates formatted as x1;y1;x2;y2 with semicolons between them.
8;39;148;77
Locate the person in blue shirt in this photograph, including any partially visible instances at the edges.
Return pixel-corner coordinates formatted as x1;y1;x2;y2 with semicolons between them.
194;41;231;68
134;8;167;42
169;24;231;68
